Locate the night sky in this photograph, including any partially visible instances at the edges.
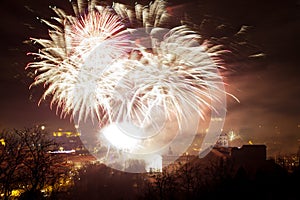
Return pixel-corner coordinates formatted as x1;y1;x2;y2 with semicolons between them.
0;0;299;155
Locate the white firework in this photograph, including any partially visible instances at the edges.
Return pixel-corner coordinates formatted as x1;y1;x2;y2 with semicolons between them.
25;0;241;172
109;26;232;131
26;2;131;123
26;0;236;135
113;0;171;28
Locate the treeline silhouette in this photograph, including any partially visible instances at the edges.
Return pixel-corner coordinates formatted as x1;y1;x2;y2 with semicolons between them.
1;127;299;200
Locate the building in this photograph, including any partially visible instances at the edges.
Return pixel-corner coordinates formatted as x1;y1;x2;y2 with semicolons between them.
215;132;229;147
52;130;87;153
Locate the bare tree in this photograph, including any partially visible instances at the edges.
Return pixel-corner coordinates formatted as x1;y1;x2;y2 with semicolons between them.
141;169;177;200
0;127;69;199
70;163;146;200
175;157;203;199
141;154;235;199
17;127;68;199
0;129;26;200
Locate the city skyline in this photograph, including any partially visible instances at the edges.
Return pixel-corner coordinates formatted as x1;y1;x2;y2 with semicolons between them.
0;0;299;156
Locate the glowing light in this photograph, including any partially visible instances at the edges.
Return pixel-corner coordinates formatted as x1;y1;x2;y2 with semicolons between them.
228;130;235;141
101;123;139;151
11;190;22;197
49;149;76;154
0;138;5;146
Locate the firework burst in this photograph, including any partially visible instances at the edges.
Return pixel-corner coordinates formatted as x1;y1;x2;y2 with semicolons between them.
25;0;236;130
26;0;241;172
109;25;229;131
26;3;131;123
26;0;233;138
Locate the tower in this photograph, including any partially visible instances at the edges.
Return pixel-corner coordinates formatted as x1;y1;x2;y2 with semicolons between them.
216;132;228;147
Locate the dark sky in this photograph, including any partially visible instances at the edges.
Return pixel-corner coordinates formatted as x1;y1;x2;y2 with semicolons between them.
0;0;299;155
